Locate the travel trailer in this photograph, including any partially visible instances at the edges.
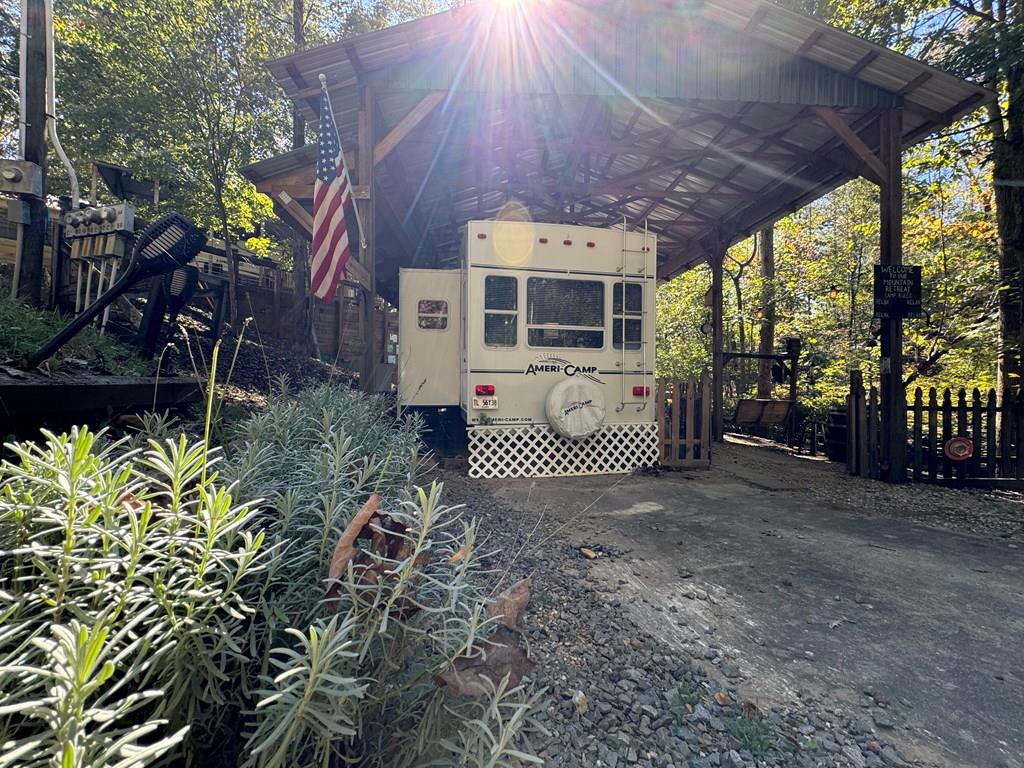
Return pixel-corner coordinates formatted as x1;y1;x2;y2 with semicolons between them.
399;220;658;479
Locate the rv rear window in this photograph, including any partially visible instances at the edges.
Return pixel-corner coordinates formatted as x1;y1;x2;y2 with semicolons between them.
484;276;517;347
613;283;643;350
526;277;604;349
417;299;448;330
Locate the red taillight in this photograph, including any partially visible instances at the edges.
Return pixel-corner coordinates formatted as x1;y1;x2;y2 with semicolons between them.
563;239;573;246
477;233;488;239
475;384;495;396
633;386;650;397
539;237;549;244
586;241;596;248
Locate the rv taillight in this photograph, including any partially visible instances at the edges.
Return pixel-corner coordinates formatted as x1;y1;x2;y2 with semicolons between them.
476;384;496;396
633;386;650;397
563;239;573;246
477;233;488;240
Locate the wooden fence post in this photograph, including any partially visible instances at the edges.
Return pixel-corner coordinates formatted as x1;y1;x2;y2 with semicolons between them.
928;388;938;480
912;387;923;482
971;388;982;478
941;389;953;479
848;370;863;476
700;374;712;463
956;389;968;481
671;380;681;465
868;385;879;479
1000;391;1013;478
986;388;997;478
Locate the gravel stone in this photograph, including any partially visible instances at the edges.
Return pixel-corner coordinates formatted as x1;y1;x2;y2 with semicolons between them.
439;471;924;768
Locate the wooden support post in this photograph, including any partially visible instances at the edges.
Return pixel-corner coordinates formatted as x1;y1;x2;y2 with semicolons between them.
357;85;377;392
786;337;801;447
709;235;725;441
879;108;906;483
14;0;48;306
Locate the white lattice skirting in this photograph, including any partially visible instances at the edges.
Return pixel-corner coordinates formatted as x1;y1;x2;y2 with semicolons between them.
468;423;659;479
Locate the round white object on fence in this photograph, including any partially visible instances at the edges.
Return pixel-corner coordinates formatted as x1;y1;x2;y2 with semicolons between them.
545;378;606;439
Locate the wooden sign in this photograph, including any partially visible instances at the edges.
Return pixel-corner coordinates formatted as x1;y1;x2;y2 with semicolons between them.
874;265;922;319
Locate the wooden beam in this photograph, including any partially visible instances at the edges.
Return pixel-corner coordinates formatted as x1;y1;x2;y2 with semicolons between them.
374;91;445;165
710;234;725;441
274;192;371;287
879;107;906;483
847;51;879;77
743;5;770;33
796;28;825;55
898;71;932;95
290;75;359;104
357;85;378;392
813;107;886;184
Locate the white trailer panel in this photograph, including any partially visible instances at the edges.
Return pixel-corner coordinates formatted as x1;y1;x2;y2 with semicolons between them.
398;268;461;407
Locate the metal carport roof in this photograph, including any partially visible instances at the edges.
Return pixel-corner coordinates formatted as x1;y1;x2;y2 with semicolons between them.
242;0;994;297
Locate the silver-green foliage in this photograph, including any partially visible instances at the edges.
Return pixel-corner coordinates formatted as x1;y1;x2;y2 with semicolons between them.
0;385;542;768
227;385;543;768
0;427;263;767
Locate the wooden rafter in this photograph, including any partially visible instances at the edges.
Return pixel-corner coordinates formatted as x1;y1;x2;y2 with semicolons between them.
374;91;445;165
813;106;886;184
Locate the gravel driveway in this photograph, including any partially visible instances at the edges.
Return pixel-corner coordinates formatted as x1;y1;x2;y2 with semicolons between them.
438;439;1023;768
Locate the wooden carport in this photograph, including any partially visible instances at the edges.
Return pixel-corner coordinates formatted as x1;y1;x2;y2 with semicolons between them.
242;0;993;482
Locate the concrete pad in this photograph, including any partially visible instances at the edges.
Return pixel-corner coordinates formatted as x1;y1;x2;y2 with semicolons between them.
482;442;1024;768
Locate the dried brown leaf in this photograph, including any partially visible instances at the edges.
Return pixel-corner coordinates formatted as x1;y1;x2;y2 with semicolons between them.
580;547;598;559
328;494;381;582
433;625;537;697
487;576;532;630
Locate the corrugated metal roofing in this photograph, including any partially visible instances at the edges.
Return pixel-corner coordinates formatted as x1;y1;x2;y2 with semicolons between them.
246;0;994;292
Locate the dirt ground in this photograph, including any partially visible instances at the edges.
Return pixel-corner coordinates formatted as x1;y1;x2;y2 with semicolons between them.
469;438;1024;768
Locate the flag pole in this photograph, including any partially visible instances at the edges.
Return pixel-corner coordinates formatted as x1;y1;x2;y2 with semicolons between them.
319;73;367;250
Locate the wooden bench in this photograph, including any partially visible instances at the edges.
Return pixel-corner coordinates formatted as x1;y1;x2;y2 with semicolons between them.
733;398;795;428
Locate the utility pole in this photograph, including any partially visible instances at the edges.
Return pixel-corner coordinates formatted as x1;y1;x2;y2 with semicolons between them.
15;0;49;306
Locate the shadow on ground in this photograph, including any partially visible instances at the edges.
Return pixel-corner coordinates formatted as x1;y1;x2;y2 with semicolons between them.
484;440;1024;768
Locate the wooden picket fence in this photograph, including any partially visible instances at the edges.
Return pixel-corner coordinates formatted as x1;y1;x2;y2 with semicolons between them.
656;376;712;469
847;376;1024;484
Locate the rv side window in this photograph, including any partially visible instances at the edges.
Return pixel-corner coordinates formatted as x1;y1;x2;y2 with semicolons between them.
613;283;643;350
417;299;448;330
526;277;604;349
484;275;517;347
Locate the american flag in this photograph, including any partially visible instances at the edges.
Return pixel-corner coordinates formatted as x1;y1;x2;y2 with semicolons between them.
311;82;355;301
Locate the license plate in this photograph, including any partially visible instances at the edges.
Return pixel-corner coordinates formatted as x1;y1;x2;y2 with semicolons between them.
473;397;498;410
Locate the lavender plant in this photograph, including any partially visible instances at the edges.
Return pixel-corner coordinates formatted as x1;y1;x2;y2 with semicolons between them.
0;385;542;768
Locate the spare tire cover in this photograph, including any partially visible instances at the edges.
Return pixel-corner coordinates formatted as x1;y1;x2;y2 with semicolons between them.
545;378;606;439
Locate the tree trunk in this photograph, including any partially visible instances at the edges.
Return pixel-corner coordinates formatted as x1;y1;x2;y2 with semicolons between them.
215;195;240;325
757;226;776;398
993;15;1024;421
993;139;1024;407
290;0;315;353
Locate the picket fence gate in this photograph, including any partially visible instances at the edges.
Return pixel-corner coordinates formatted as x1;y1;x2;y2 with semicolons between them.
656;377;712;469
847;373;1024;484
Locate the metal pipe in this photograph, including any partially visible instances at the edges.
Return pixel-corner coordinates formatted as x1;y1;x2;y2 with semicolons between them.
44;0;79;208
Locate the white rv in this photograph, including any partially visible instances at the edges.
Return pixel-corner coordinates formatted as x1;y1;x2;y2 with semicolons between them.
399;220;658;479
